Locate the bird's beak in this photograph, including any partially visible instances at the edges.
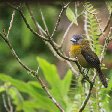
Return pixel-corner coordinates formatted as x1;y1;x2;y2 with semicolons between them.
70;38;76;43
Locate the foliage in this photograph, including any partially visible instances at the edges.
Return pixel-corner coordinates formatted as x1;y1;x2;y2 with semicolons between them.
84;2;102;55
0;57;73;112
106;1;112;14
0;57;112;112
66;7;78;25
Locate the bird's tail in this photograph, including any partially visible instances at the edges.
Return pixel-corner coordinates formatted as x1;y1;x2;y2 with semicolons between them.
96;67;108;88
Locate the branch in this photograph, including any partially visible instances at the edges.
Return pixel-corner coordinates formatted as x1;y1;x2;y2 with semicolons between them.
25;2;47;36
66;60;79;76
8;3;80;64
0;33;32;72
2;94;11;112
100;27;112;62
59;20;74;48
51;2;70;38
79;83;93;112
79;72;97;112
0;33;64;112
6;10;15;38
94;14;106;39
7;3;48;41
84;3;112;37
2;83;13;112
19;9;48;40
36;76;64;112
40;8;50;36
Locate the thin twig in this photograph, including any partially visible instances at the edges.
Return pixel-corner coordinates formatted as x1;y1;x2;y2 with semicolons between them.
19;9;48;40
100;27;112;62
2;94;10;112
7;95;13;112
25;2;69;62
6;88;13;112
60;9;85;48
6;10;15;38
92;12;112;63
0;33;32;72
7;3;48;41
79;83;93;112
66;60;79;76
40;9;50;36
84;3;112;36
51;2;70;38
59;20;74;48
25;2;47;36
79;72;96;112
36;76;64;112
94;14;106;39
2;86;13;112
0;33;64;112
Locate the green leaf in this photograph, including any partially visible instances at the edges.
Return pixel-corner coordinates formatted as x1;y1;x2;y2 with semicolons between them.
84;2;97;14
84;2;102;55
0;85;5;92
0;74;59;111
8;87;24;111
106;1;112;14
66;7;78;25
37;57;62;96
62;70;72;97
37;57;69;109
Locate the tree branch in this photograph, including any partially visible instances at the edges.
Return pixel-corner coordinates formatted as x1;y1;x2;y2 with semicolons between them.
66;60;79;76
0;33;64;112
40;8;50;36
59;20;74;48
79;72;97;112
7;3;48;41
51;2;70;38
6;10;15;38
25;2;47;36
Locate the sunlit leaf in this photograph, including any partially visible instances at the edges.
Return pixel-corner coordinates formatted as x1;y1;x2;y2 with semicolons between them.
66;7;78;25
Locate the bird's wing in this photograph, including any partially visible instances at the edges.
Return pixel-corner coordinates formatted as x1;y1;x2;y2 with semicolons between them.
81;48;100;67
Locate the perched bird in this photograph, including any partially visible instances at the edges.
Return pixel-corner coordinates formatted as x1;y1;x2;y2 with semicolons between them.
69;34;108;88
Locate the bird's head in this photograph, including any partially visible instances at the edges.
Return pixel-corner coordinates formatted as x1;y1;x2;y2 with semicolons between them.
70;35;83;44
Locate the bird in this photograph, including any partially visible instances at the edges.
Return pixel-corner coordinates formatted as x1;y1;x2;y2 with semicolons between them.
69;34;108;88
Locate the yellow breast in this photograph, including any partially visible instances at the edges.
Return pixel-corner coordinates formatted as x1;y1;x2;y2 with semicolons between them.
69;44;90;68
70;45;81;57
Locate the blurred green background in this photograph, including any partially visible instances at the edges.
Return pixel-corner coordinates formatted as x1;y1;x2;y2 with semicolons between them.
0;1;112;112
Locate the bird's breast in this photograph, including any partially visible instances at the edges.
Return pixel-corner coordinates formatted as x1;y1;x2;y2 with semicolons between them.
70;45;81;57
69;45;90;68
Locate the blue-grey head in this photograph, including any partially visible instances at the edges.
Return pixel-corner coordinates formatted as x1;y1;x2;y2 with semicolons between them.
70;34;83;44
